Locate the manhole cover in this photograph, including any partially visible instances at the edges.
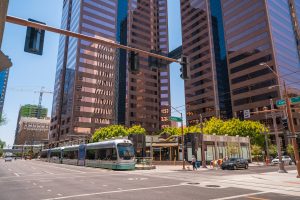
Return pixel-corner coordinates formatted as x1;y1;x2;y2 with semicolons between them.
206;185;220;188
187;182;200;185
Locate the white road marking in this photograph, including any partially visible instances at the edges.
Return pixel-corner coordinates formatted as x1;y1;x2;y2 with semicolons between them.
33;183;37;186
43;171;54;175
47;189;52;192
14;173;20;177
41;184;183;200
39;186;44;188
29;162;86;173
57;194;62;196
209;191;270;200
102;185;107;187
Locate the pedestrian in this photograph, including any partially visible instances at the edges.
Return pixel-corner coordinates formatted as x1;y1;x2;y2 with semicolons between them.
192;155;197;170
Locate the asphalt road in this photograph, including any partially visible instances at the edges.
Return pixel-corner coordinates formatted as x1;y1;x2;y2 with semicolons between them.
0;159;299;200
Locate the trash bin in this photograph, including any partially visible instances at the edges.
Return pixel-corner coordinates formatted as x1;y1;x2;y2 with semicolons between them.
196;161;201;168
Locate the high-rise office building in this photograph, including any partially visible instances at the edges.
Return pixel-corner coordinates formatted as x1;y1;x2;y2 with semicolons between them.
180;0;232;125
221;0;300;130
181;0;300;131
0;69;8;116
117;0;170;132
50;0;170;145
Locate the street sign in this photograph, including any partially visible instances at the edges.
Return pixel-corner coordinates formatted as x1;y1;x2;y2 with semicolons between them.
276;99;286;107
243;109;250;119
169;116;182;122
290;96;300;104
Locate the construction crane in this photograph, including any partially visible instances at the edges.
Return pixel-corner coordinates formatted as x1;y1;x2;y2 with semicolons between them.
34;87;53;119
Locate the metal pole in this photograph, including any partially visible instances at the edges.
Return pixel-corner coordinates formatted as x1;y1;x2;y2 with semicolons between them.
181;112;185;170
264;125;270;165
284;82;300;178
6;15;179;64
270;99;286;173
200;114;207;168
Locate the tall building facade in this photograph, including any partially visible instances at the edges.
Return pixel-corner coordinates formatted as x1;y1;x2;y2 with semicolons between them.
181;0;300;132
117;0;170;132
0;69;8;116
180;0;232;125
50;0;170;145
221;0;300;131
14;104;48;145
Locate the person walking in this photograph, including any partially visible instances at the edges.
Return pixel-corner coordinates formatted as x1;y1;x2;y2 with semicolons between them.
192;155;197;170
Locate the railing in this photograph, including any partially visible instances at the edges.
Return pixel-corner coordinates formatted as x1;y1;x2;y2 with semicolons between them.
135;157;153;167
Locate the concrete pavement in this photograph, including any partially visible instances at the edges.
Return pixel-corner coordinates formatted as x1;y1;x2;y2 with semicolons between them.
0;159;299;200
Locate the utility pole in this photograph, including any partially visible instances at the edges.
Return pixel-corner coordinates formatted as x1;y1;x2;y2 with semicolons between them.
180;112;185;170
264;125;270;165
270;99;286;173
200;114;206;168
284;82;300;178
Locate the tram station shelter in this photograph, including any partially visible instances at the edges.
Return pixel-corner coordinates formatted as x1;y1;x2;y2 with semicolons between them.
129;134;251;164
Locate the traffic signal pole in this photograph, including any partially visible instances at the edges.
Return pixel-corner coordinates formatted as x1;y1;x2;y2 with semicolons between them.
284;82;300;178
270;99;286;173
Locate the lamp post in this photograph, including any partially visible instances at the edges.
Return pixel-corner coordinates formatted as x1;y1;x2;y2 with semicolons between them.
169;105;185;170
259;63;286;173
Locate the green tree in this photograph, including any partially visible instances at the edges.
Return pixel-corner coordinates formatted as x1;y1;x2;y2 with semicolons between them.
286;144;294;159
268;144;278;157
251;144;262;161
160;127;180;136
0;139;5;157
227;142;239;157
203;117;224;135
92;125;128;142
128;125;146;135
202;117;266;147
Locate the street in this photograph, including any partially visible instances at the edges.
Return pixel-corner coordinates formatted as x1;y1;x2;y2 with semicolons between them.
0;160;299;200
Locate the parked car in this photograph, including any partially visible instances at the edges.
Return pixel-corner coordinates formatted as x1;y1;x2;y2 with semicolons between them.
4;156;13;162
221;158;248;170
271;156;292;165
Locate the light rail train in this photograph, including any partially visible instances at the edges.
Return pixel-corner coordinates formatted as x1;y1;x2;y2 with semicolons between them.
40;139;135;170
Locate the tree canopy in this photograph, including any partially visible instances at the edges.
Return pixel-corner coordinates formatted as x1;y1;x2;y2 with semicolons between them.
127;125;146;135
92;125;146;142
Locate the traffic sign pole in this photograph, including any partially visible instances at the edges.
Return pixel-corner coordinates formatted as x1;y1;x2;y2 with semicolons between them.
284;82;300;178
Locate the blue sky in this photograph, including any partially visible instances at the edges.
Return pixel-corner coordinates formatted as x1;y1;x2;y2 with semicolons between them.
0;0;185;146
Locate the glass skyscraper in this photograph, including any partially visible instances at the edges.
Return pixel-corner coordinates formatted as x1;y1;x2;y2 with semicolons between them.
50;0;170;145
0;68;8;117
181;0;300;132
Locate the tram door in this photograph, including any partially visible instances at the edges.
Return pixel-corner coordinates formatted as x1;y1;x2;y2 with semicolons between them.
78;144;86;166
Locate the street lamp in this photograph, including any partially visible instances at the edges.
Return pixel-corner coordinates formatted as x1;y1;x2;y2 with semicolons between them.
169;105;185;170
259;62;287;173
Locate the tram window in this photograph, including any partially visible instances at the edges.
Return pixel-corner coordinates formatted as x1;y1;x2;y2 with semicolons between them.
96;148;117;160
86;149;96;160
64;150;78;159
51;151;61;158
117;143;134;160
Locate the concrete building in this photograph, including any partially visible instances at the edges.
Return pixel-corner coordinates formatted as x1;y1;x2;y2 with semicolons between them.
14;117;50;145
14;105;48;144
50;0;170;145
180;0;232;125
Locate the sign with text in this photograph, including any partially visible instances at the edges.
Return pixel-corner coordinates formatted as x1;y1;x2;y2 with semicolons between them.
169;116;182;122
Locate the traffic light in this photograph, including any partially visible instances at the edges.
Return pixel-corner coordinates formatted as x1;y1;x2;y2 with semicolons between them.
282;118;289;130
180;56;190;80
24;19;45;55
129;51;139;72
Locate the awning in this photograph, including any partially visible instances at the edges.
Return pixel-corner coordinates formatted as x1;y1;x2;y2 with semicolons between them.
151;143;178;147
